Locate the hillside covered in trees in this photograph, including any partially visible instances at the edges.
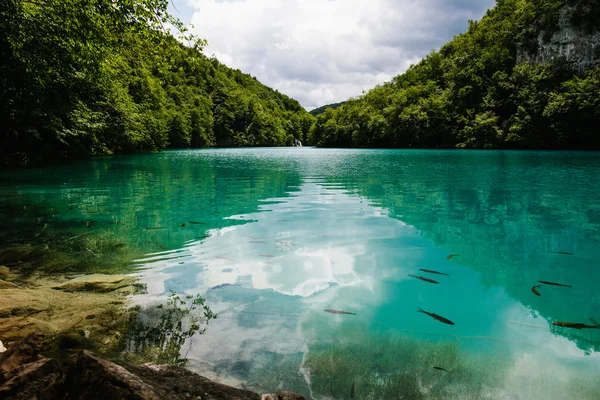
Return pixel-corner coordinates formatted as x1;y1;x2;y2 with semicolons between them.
309;102;345;117
0;0;314;167
310;0;600;149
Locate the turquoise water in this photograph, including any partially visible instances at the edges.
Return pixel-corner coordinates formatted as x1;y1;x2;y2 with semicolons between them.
2;148;600;398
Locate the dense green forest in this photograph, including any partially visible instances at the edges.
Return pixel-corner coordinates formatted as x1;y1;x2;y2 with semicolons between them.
311;0;600;149
309;102;345;117
0;0;313;167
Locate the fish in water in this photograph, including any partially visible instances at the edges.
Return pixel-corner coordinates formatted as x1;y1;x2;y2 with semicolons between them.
216;256;233;261
531;285;541;296
409;274;440;284
419;269;449;276
181;223;186;227
552;322;600;330
159;245;166;250
259;254;276;258
249;240;267;244
446;254;459;260
418;308;455;325
551;251;574;256
324;309;356;315
211;283;237;290
433;366;449;372
351;381;355;398
189;221;206;225
537;280;572;288
146;227;166;230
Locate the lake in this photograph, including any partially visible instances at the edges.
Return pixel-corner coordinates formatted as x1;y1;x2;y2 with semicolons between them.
2;148;600;399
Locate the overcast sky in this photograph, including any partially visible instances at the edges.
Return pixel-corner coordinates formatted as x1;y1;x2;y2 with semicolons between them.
169;0;495;111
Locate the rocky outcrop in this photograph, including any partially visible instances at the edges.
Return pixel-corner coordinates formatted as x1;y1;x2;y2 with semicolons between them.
0;341;304;400
517;8;600;70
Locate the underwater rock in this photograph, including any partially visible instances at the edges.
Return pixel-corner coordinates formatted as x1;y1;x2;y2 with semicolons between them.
54;274;136;293
0;280;17;289
0;266;9;280
262;392;306;400
0;280;128;344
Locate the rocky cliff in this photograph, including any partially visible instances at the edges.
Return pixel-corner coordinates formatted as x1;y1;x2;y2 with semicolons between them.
517;8;600;70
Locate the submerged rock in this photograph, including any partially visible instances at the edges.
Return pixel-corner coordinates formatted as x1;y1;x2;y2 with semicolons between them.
0;266;9;280
262;392;306;400
54;274;136;293
0;280;17;289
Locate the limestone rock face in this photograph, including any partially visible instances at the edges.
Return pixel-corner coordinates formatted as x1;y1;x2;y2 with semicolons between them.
54;274;137;293
517;9;600;71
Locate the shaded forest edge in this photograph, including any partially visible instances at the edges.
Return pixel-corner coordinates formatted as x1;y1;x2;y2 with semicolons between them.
310;0;600;150
3;1;600;168
0;0;314;168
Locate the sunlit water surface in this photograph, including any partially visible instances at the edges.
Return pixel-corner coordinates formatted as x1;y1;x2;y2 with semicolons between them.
2;148;600;399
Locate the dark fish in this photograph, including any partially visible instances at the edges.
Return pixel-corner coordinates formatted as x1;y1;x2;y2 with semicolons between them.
259;254;276;258
146;227;166;230
242;235;256;239
418;308;455;326
159;245;166;250
324;309;356;315
216;256;233;261
351;381;355;398
537;280;572;288
433;366;449;372
551;251;574;256
419;269;449;276
197;235;209;239
189;221;206;225
211;283;237;290
531;285;541;296
446;254;459;260
249;240;267;244
181;223;187;227
409;274;440;284
552;322;600;330
277;219;290;222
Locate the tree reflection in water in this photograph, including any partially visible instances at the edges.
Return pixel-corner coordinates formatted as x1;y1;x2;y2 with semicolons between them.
125;291;217;366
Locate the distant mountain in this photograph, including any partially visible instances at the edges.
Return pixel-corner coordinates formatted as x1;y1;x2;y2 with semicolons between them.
311;0;600;150
309;102;345;116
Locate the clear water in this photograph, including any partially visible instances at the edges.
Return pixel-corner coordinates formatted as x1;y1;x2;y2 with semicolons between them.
2;148;600;399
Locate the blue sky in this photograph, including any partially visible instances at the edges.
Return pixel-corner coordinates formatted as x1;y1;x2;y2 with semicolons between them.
168;0;495;110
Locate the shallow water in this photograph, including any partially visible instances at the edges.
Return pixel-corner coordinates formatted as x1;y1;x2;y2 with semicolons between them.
2;148;600;398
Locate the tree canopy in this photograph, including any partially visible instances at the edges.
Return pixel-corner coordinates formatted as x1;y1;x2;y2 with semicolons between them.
310;0;600;150
0;0;313;167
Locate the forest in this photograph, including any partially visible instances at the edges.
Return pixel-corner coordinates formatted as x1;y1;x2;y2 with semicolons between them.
310;0;600;149
0;0;313;167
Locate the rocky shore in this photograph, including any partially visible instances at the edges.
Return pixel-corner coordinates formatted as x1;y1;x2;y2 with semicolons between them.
0;267;306;400
0;338;305;400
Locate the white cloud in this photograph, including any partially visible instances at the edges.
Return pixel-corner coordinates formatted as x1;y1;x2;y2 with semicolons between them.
184;0;494;110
